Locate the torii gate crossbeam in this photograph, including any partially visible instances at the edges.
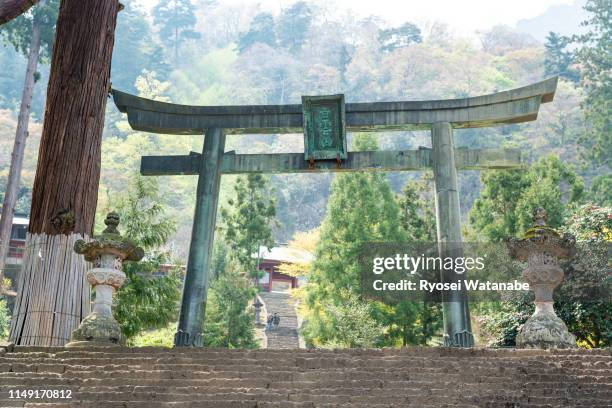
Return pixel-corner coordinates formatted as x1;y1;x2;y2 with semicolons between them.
112;77;558;348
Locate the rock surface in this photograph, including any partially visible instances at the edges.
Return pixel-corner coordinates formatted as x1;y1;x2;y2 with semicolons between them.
516;311;577;349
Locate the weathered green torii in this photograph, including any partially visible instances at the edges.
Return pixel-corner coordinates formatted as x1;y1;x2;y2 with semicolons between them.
113;77;558;348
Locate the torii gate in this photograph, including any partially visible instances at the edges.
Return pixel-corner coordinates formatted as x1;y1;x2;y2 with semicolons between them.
112;76;558;348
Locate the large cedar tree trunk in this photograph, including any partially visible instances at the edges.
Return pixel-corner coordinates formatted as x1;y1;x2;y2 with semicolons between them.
0;0;44;291
10;0;120;346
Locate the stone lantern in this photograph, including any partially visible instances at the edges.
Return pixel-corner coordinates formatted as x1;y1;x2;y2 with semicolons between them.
66;212;144;347
507;208;577;349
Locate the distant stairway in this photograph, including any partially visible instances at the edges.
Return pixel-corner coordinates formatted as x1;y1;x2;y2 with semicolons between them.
259;291;300;349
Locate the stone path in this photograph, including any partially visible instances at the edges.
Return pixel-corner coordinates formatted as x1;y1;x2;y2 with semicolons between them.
259;291;300;349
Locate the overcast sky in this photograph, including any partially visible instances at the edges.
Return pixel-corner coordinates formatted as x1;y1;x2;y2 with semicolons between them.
158;0;577;35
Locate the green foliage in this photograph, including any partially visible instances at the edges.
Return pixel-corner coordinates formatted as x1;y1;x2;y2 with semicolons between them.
0;176;31;215
0;297;9;339
111;176;182;339
379;300;442;346
302;135;407;347
397;176;436;241
153;0;200;61
220;174;276;279
479;297;533;347
392;176;442;345
324;290;384;348
478;204;611;348
469;155;584;241
129;324;175;347
590;174;612;206
379;22;422;53
544;32;579;82
202;260;258;348
112;0;170;92
0;0;58;63
277;1;312;53
237;13;276;53
113;176;176;250
557;204;611;348
574;0;612;168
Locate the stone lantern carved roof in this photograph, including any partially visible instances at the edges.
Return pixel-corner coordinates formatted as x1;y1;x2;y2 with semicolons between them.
74;212;145;262
507;208;576;261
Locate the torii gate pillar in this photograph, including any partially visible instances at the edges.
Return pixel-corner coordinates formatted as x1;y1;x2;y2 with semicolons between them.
175;128;225;347
431;122;473;347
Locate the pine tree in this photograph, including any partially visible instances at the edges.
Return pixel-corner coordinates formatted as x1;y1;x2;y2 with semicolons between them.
544;32;579;82
112;0;169;92
574;0;611;169
468;155;584;241
277;1;312;53
397;176;436;242
379;22;422;53
152;0;200;62
237;12;276;53
392;176;441;346
112;176;181;340
202;260;258;348
220;174;276;279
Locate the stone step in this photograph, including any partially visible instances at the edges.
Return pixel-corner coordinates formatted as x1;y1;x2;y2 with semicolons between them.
0;347;609;408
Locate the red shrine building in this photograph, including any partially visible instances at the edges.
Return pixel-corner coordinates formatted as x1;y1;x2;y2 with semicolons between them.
256;246;313;292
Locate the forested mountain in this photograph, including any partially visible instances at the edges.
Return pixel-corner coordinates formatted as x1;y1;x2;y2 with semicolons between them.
0;0;604;259
516;0;587;41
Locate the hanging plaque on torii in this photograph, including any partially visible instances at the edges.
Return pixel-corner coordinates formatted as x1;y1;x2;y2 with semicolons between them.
302;94;347;164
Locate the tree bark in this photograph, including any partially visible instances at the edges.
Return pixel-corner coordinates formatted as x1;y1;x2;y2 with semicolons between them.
0;0;39;25
0;0;44;293
9;0;120;346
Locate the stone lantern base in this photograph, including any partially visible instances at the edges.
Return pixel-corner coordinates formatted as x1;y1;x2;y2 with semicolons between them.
65;313;124;348
516;311;577;349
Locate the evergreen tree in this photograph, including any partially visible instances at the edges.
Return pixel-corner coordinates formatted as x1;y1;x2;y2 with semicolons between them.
544;32;579;82
237;12;276;53
152;0;200;62
574;0;611;169
392;176;442;346
0;0;57;61
112;0;169;91
202;259;258;348
302;135;407;347
378;22;422;53
112;176;182;340
277;1;312;53
590;174;611;206
397;176;436;241
469;155;584;241
220;174;276;279
0;296;9;339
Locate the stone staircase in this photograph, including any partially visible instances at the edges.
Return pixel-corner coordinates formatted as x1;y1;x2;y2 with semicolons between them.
259;291;300;349
0;346;610;407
